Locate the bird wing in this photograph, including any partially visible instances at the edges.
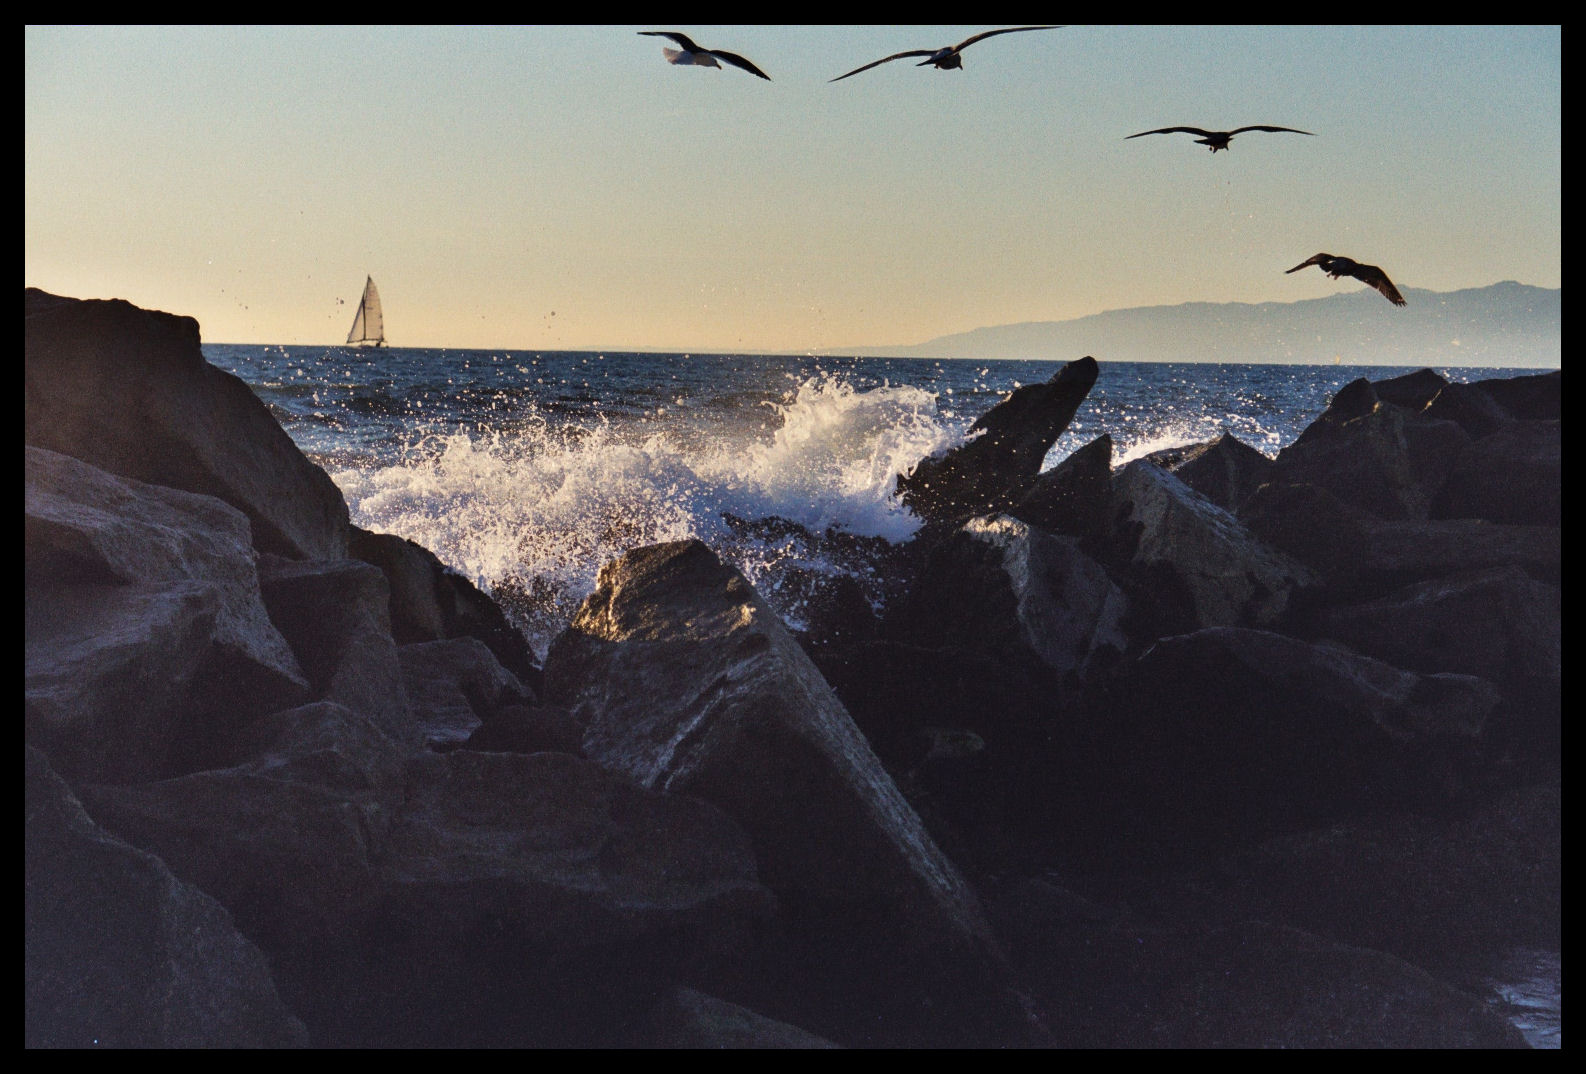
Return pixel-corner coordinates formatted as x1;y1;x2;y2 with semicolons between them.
829;50;937;82
1127;127;1215;139
1285;253;1332;273
1229;125;1315;136
707;48;771;80
1352;264;1407;306
639;31;701;52
953;25;1063;50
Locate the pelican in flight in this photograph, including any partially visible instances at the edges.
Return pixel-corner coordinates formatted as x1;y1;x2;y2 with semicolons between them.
1126;125;1314;152
829;25;1061;82
639;31;771;80
1286;253;1407;306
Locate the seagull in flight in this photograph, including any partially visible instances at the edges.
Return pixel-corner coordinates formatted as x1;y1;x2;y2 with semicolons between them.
639;31;771;80
1126;125;1314;153
829;25;1061;82
1286;253;1407;306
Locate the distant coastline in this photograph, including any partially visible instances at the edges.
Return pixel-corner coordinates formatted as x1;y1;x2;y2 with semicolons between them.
820;281;1559;368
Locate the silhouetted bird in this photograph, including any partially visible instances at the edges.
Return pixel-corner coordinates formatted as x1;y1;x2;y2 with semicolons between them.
639;31;771;80
1286;253;1407;306
1126;125;1314;152
829;25;1060;82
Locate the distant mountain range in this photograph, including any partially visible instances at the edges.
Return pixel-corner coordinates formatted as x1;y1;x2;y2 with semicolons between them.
827;281;1559;368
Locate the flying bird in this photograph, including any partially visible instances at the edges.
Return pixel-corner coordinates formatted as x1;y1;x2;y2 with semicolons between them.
829;25;1061;82
1126;125;1314;152
639;31;771;80
1286;253;1407;306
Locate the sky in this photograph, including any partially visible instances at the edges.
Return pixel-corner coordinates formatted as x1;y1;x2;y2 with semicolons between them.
25;25;1561;354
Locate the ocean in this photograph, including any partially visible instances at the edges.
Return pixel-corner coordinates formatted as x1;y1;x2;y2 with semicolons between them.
203;343;1559;1047
202;345;1554;659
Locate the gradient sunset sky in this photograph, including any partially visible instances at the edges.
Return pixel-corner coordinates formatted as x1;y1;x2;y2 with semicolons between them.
25;25;1560;353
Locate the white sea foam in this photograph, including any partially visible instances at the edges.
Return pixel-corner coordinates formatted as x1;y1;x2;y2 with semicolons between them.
331;375;963;655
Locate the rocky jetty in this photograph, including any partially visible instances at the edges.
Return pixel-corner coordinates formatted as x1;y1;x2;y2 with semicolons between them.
26;290;1557;1048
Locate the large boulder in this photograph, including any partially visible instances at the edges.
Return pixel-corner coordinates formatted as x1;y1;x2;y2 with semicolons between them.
25;289;348;561
1241;482;1561;594
989;877;1527;1049
26;746;309;1048
28;580;220;785
1110;460;1313;630
886;513;1129;684
1089;627;1499;849
349;526;541;689
337;749;776;1047
257;556;413;743
898;355;1098;524
1430;419;1560;527
399;636;534;748
26;447;309;778
1010;432;1115;537
1209;782;1561;988
1151;430;1275;516
1270;388;1471;520
544;539;1036;1046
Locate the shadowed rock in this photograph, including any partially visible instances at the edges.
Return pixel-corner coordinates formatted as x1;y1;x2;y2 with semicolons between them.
898;355;1098;523
1111;460;1313;629
545;539;1041;1046
1011;432;1114;537
25;288;348;561
1153;431;1275;516
26;746;309;1048
26;447;310;782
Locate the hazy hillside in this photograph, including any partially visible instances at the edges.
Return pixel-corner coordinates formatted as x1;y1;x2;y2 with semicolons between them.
830;281;1559;367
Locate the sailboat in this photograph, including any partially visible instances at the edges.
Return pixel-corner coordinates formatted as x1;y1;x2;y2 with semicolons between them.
345;276;386;348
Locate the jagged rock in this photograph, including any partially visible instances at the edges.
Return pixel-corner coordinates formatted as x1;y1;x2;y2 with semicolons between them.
1209;783;1561;987
1315;565;1559;688
544;539;1038;1046
898;355;1098;523
634;986;841;1049
25;288;348;560
349;526;541;689
220;700;410;795
26;446;309;778
1241;482;1561;594
989;877;1527;1049
26;746;309;1048
1431;419;1560;526
78;764;390;955
1271;396;1471;520
1110;460;1313;629
1371;367;1451;411
887;514;1128;684
333;749;774;1047
257;556;413;744
1315;565;1560;759
1010;432;1114;537
28;580;219;785
1422;380;1517;438
1470;369;1559;421
399;637;534;748
1153;431;1275;515
1090;627;1499;848
463;702;585;755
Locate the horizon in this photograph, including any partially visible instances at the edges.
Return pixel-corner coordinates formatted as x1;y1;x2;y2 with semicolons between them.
26;25;1560;353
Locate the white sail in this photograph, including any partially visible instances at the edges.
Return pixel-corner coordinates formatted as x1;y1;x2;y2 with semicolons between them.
346;276;385;346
